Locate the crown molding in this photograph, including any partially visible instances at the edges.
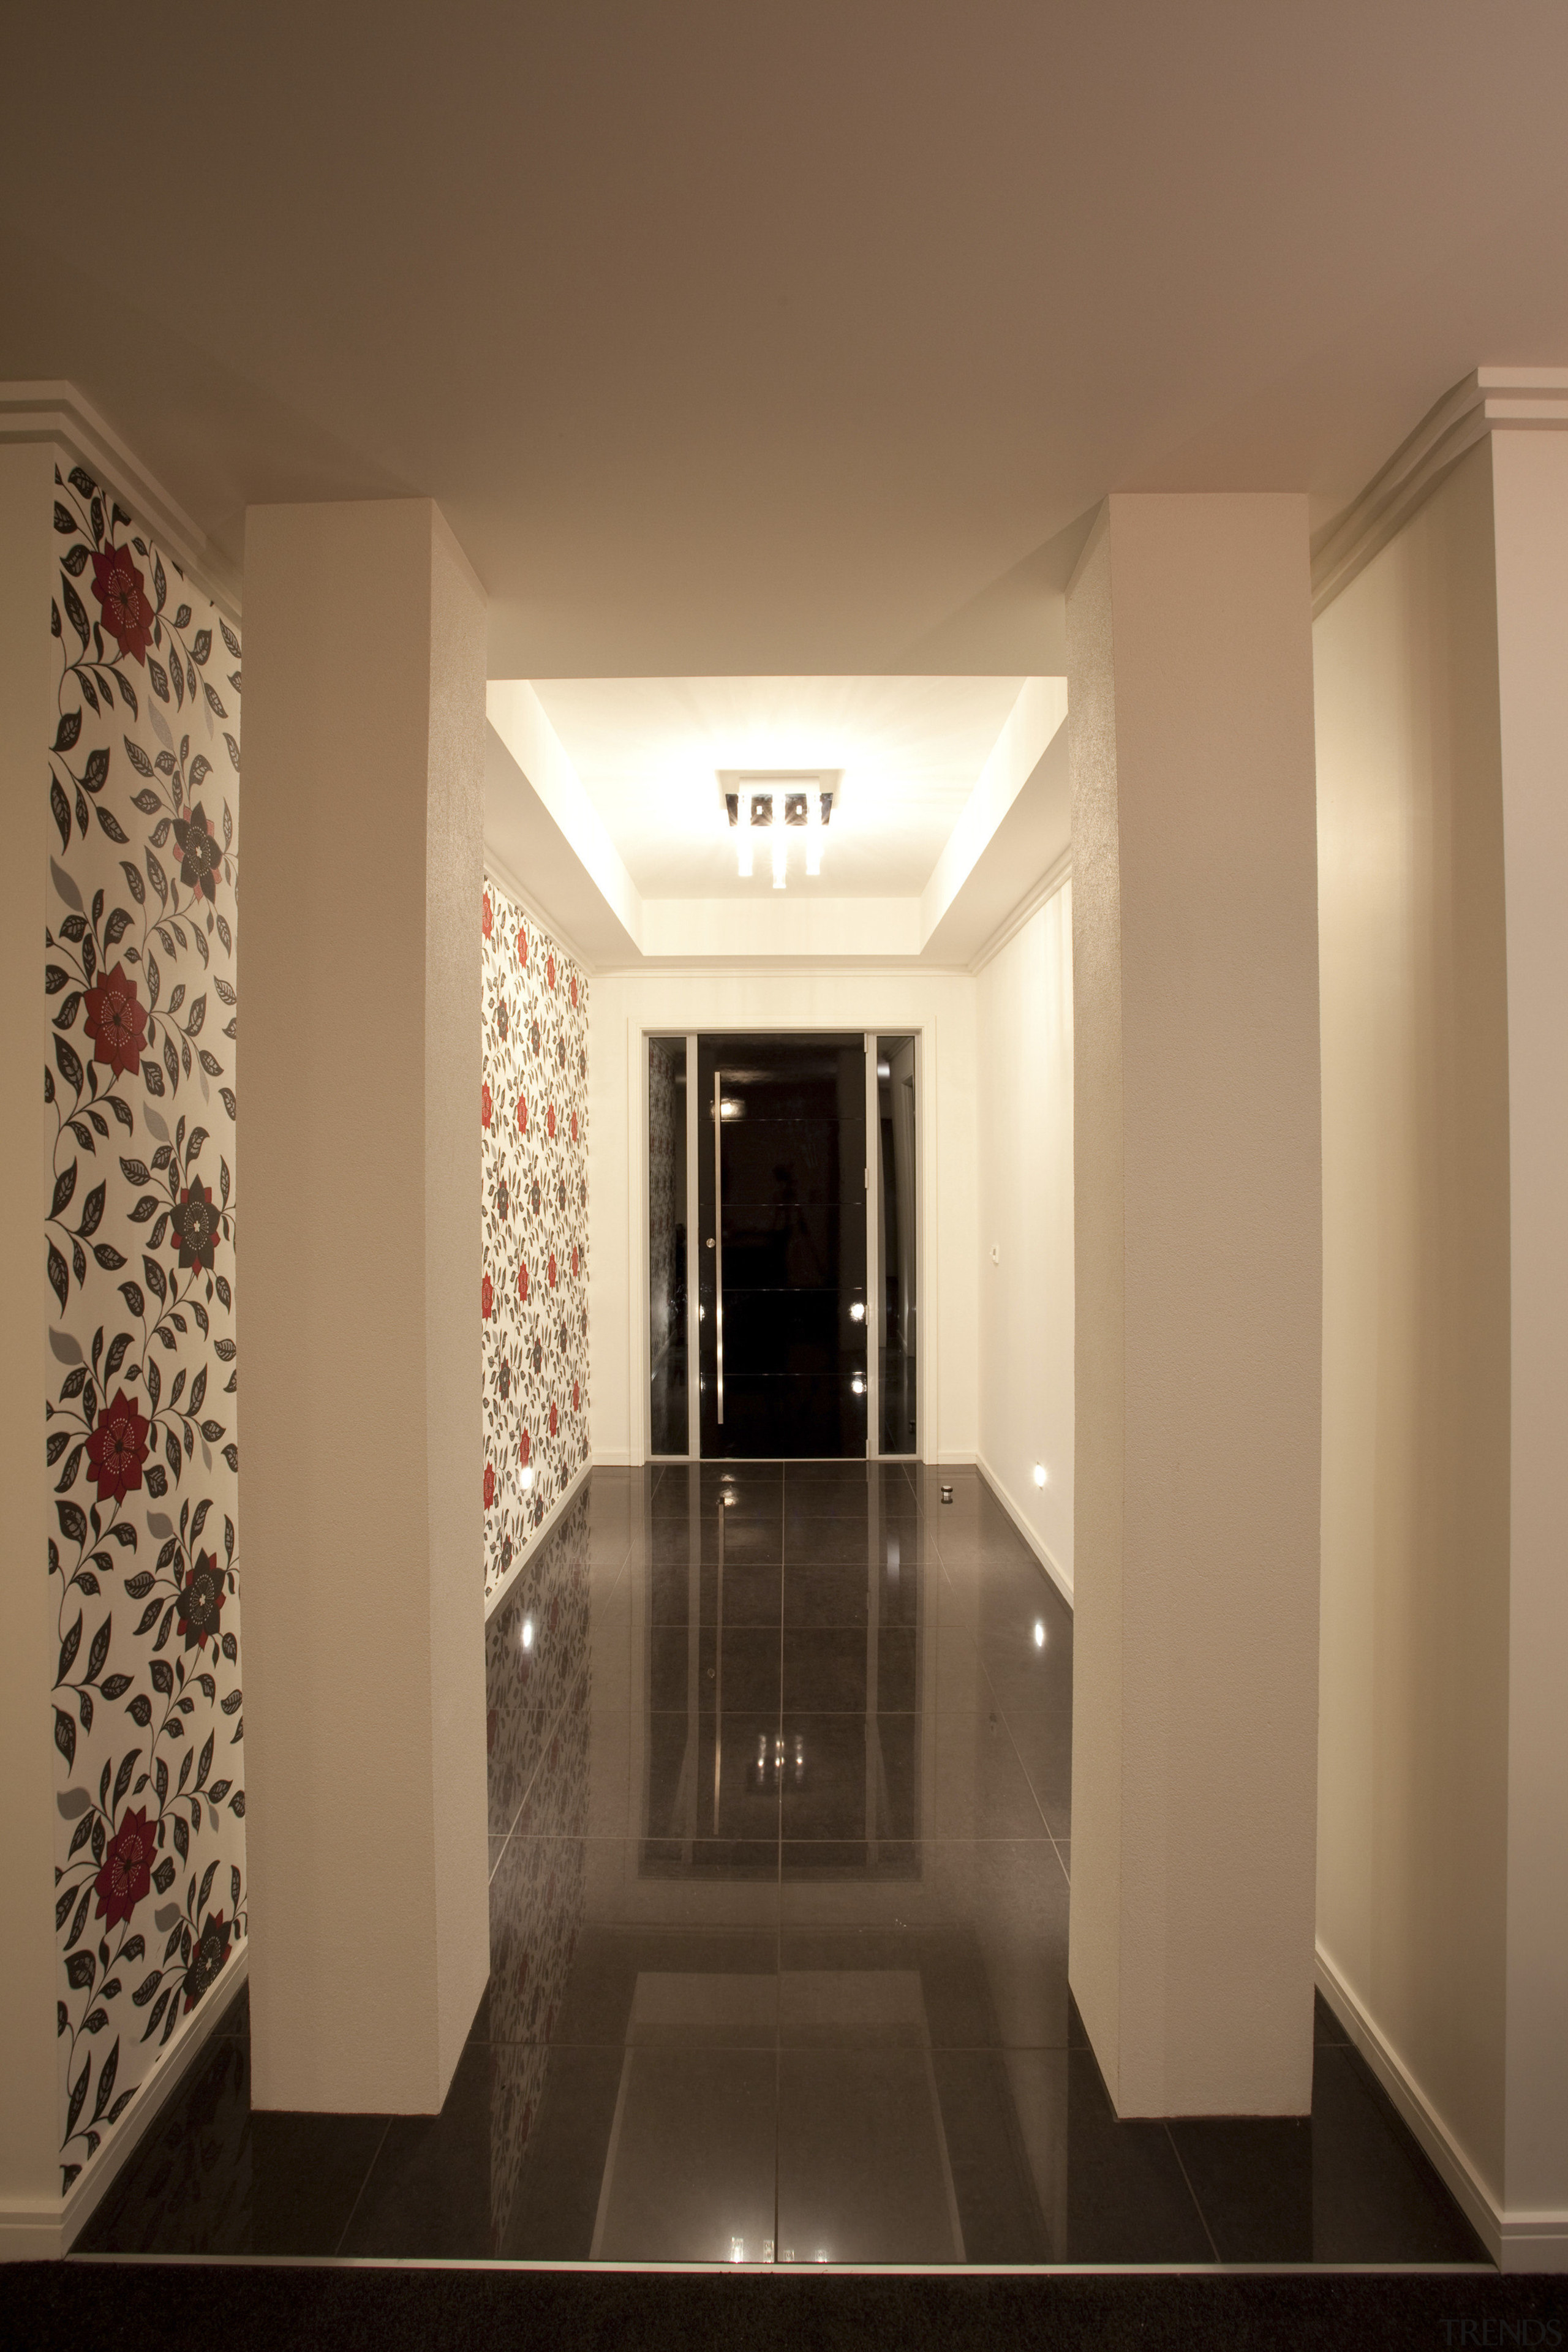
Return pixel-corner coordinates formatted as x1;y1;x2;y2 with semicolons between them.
483;842;597;976
1311;366;1568;618
968;847;1072;976
0;380;241;620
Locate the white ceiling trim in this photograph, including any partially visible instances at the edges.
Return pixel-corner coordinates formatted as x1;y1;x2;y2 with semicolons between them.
1311;366;1568;618
919;676;1068;949
0;379;242;619
481;840;597;976
487;680;643;949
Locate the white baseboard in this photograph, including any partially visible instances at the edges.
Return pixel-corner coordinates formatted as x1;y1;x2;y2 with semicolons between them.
1;1942;250;2261
1315;1945;1568;2272
974;1452;1074;1610
485;1458;594;1622
590;1449;636;1468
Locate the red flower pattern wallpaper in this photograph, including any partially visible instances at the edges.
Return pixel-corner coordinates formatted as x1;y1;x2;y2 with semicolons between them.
43;463;244;2196
480;876;589;1606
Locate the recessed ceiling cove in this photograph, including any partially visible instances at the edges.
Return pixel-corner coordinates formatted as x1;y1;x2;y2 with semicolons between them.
525;676;1025;899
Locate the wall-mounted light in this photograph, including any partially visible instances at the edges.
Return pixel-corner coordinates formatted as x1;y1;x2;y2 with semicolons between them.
521;1464;534;1493
1034;1621;1047;1649
849;1302;865;1323
851;1375;865;1396
1033;1463;1047;1488
522;1615;535;1651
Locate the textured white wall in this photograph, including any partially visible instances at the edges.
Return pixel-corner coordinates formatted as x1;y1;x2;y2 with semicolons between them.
1490;431;1568;2244
1314;441;1512;2209
589;970;978;1466
243;500;489;2114
1068;494;1322;2118
975;886;1074;1597
0;443;69;2242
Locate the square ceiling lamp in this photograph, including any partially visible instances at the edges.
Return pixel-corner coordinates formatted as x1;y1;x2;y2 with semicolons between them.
719;771;840;886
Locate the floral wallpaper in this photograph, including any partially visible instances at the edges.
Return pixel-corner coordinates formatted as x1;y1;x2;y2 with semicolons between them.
43;461;244;2195
480;876;589;1607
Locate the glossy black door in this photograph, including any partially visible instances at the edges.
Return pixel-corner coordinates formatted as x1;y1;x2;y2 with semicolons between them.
697;1035;867;1458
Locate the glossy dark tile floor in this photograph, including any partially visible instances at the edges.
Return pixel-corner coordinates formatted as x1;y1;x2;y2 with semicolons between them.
80;1464;1490;2267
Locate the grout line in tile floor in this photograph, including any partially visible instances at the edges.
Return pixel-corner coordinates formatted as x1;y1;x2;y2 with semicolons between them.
1164;2125;1224;2264
331;2117;392;2258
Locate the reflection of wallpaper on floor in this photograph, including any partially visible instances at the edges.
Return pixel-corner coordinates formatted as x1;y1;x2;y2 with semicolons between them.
41;461;246;2196
483;1491;591;2247
480;876;589;1605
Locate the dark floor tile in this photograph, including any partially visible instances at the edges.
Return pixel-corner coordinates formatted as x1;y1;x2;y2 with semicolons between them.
497;2044;628;2258
77;2032;390;2258
595;2046;780;2261
638;1708;784;1843
1000;1707;1073;1838
1169;2114;1314;2261
974;1630;1074;1717
640;1555;785;1624
1310;2043;1490;2263
647;1623;782;1712
780;1711;919;1842
1314;1989;1351;2045
783;1520;928;1569
933;2047;1062;2262
780;1841;1070;2051
650;1515;785;1568
783;1626;917;1710
485;1702;567;1836
783;1626;872;1710
782;1566;874;1629
212;1979;250;2038
1060;2043;1215;2263
337;2041;497;2258
925;1712;1055;1840
777;2045;967;2261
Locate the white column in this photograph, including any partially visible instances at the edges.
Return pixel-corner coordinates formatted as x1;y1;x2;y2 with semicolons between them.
242;501;489;2113
1067;494;1322;2116
0;445;70;2249
1490;428;1568;2256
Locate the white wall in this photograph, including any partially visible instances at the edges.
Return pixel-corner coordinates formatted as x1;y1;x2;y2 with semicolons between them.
1487;430;1568;2255
0;443;69;2248
974;884;1074;1597
1067;494;1322;2119
589;970;978;1465
243;500;490;2114
1314;440;1513;2217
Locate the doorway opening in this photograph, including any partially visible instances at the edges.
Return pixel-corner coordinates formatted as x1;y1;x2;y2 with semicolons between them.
647;1031;919;1461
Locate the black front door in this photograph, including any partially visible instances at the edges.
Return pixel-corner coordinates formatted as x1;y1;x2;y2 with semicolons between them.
696;1033;867;1458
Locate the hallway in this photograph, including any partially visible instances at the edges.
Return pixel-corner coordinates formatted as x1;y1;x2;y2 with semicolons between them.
80;1467;1483;2268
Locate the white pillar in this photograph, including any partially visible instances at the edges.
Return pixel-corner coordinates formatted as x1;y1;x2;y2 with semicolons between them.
0;443;69;2250
242;501;489;2113
1067;494;1322;2116
1490;428;1568;2256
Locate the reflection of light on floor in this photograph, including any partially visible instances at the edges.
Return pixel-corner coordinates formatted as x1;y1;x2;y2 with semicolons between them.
1034;1621;1046;1649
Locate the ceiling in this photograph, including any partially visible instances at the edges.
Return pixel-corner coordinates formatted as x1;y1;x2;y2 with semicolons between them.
4;6;1567;680
527;676;1028;899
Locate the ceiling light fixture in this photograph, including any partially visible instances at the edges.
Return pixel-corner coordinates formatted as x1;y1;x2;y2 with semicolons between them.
720;772;839;889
